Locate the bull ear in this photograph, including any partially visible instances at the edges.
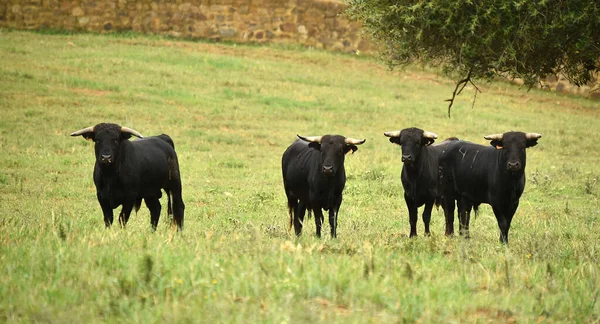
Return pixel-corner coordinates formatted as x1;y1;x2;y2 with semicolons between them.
388;136;402;145
526;139;538;148
308;142;321;150
344;145;358;154
422;138;435;146
384;131;401;146
422;130;437;146
121;126;144;140
70;126;95;141
525;133;541;148
490;140;503;149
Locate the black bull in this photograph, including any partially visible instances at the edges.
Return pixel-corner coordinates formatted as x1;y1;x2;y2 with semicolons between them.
282;134;365;238
71;123;185;231
439;131;541;244
384;127;458;237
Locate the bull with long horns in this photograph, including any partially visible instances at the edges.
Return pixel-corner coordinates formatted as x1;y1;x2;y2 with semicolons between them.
439;131;542;243
282;134;366;238
384;127;458;237
71;123;185;231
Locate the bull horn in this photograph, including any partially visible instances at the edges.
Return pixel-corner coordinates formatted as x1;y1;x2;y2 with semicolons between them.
383;131;401;138
422;131;438;139
70;126;95;136
484;134;504;141
525;133;542;139
345;137;366;145
297;134;322;143
121;126;144;138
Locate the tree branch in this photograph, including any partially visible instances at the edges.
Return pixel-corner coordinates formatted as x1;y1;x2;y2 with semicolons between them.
445;69;471;118
445;69;482;117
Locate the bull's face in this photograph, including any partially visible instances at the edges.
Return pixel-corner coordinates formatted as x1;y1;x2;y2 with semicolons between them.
71;123;144;166
384;127;437;165
297;134;366;177
485;131;541;172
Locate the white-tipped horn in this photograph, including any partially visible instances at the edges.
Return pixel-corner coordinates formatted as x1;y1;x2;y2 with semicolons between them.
484;134;504;141
422;131;438;139
70;126;95;136
345;138;366;145
297;134;322;143
383;131;401;138
525;133;542;139
121;126;144;138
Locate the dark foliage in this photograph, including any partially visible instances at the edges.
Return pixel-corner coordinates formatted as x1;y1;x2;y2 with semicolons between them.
347;0;600;114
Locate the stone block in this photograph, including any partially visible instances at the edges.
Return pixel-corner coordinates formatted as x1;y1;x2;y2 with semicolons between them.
72;6;84;17
179;3;191;11
219;26;237;38
77;16;89;25
280;22;295;33
11;5;22;15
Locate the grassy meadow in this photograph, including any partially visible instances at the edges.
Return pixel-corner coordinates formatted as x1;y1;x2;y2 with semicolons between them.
0;30;599;322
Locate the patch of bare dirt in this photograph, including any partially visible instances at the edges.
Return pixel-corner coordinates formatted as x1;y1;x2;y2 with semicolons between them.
465;307;517;323
313;297;353;315
71;88;109;96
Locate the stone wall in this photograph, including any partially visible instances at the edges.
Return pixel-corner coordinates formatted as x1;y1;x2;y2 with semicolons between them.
0;0;372;53
543;75;599;100
2;1;596;98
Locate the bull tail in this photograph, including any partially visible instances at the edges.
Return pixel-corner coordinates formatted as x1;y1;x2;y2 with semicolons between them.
167;191;173;217
288;205;293;231
157;133;175;149
434;196;444;210
473;204;480;220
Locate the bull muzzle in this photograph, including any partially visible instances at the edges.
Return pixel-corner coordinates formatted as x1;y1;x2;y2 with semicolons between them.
507;161;521;171
402;154;414;163
323;165;334;176
101;154;113;164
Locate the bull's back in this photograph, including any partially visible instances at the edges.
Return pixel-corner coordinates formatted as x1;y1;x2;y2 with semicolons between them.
282;140;317;187
441;141;498;201
157;134;175;149
131;137;177;187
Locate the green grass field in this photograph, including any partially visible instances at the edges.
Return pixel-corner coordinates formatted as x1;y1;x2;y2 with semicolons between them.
1;30;599;322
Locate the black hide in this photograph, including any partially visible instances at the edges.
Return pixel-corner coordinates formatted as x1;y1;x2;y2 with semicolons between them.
281;135;360;238
72;123;185;231
439;131;540;243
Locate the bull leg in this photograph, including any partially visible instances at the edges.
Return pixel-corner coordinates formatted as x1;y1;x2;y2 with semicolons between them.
98;196;114;228
442;197;455;236
313;208;324;238
144;197;162;231
459;199;472;238
118;202;135;228
492;206;510;244
164;189;173;223
328;209;338;238
498;202;519;244
405;196;418;237
422;200;434;236
464;200;472;239
293;202;306;236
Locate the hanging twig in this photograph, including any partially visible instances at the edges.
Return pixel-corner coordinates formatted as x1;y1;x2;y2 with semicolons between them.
471;85;479;110
445;69;481;118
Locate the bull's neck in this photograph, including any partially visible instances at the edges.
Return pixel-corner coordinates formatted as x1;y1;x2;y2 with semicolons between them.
97;162;118;177
403;157;427;178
